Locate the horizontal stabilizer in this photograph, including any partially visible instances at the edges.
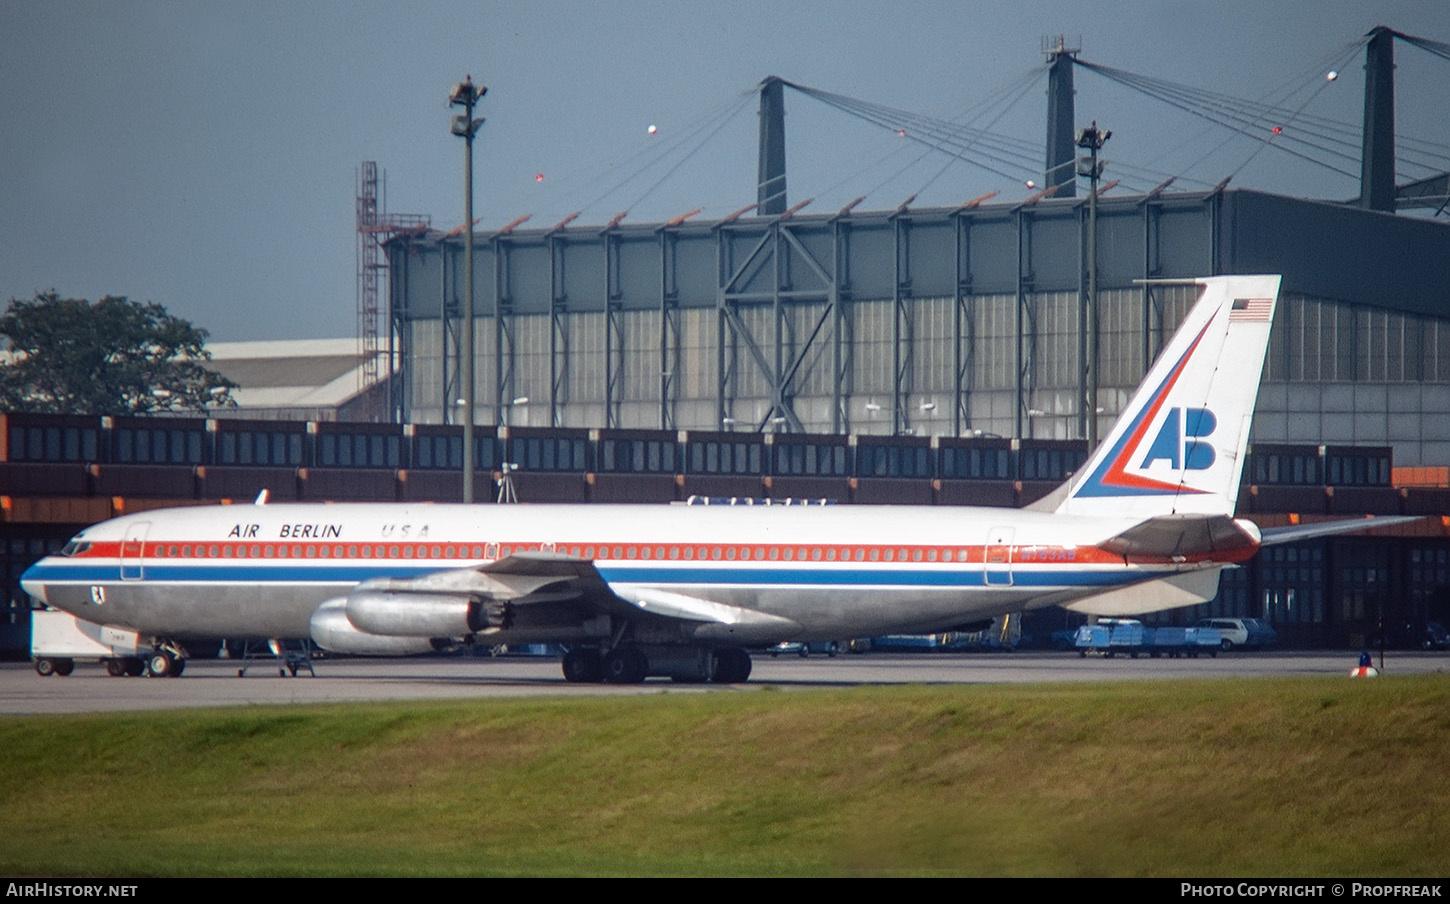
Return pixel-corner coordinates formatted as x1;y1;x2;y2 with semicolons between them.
1261;515;1423;546
1064;568;1225;617
1099;514;1260;562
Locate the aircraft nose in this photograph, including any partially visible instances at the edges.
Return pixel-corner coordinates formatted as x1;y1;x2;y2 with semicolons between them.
20;560;49;605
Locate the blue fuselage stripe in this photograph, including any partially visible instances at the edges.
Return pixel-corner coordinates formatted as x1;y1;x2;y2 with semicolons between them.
24;560;1145;590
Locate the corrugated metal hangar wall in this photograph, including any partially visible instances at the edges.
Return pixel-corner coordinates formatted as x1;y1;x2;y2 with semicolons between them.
387;187;1450;466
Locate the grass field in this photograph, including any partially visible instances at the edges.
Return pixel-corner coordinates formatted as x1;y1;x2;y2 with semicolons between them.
2;676;1447;877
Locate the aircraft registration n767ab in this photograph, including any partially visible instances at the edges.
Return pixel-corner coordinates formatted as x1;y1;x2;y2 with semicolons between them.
24;274;1367;683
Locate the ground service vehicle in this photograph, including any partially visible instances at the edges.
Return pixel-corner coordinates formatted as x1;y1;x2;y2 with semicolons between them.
31;608;149;677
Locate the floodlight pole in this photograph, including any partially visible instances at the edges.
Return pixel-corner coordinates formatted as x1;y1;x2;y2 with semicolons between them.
451;76;486;503
1076;121;1110;448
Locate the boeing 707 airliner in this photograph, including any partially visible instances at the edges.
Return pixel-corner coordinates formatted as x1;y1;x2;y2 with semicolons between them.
24;275;1352;683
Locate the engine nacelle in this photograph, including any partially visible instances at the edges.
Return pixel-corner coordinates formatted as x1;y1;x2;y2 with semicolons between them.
309;598;441;656
343;589;507;637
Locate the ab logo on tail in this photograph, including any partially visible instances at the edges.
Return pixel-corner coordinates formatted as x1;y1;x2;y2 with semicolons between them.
1073;401;1222;499
1140;407;1217;472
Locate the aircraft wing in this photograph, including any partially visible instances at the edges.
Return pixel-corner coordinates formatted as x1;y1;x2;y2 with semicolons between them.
607;586;800;641
330;553;798;647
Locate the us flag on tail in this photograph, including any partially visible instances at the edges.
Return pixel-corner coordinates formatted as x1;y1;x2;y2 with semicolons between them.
1229;298;1274;322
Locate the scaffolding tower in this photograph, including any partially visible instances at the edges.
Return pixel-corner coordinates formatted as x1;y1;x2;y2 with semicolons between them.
356;161;429;422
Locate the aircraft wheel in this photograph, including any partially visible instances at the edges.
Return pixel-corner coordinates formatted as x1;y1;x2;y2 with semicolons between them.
106;659;127;677
124;658;146;676
562;648;603;683
712;648;752;683
171;657;185;678
34;658;56;677
602;647;647;684
148;651;176;678
53;658;75;676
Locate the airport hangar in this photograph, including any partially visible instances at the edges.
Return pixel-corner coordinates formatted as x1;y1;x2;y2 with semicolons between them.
367;181;1450;651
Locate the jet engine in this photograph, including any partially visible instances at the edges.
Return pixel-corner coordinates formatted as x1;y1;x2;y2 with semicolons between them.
309;598;444;656
343;588;509;637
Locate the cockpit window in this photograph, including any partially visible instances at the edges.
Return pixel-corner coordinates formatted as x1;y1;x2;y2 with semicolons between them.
60;541;92;557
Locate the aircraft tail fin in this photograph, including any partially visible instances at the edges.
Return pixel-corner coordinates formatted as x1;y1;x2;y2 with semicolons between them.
1052;275;1281;519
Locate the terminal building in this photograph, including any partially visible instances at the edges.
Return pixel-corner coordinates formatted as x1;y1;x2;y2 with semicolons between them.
4;31;1449;655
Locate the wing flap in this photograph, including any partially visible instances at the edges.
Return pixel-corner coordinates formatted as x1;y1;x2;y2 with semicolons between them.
612;586;801;643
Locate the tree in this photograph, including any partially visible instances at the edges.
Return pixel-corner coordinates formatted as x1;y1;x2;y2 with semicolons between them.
0;291;237;415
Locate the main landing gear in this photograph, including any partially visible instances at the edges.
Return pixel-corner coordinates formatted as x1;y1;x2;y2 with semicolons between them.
561;645;753;685
105;657;146;677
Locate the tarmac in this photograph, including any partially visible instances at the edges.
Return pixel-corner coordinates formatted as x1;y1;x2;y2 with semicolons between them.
4;649;1447;715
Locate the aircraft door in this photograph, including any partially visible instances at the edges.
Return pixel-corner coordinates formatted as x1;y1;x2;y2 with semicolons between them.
120;521;151;581
984;526;1014;586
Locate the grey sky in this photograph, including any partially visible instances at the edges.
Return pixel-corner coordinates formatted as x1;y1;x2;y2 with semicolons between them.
3;1;1448;341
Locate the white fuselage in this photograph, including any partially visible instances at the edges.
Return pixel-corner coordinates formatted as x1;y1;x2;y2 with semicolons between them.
22;501;1219;644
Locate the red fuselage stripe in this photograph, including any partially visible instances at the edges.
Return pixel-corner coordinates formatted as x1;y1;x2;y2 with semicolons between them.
66;538;1253;567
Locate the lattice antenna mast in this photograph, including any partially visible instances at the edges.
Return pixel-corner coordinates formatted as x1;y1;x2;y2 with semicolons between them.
356;161;429;422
